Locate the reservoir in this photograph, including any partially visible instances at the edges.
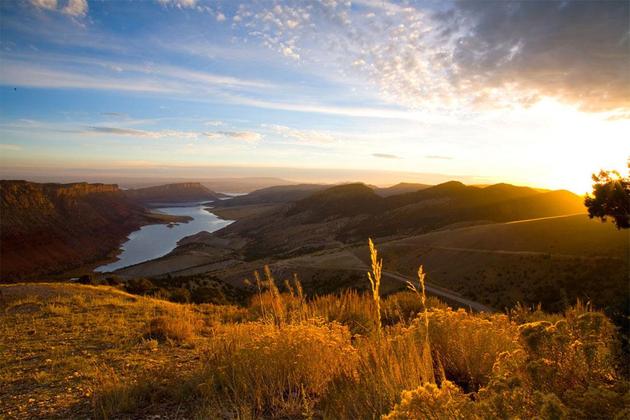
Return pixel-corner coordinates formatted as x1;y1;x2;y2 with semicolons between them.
96;204;232;272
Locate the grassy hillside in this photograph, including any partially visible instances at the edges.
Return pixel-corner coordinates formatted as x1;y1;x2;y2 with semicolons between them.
363;214;628;315
201;181;585;263
2;261;627;419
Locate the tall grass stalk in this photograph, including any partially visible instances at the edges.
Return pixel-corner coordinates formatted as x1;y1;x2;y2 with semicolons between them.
367;238;383;337
406;264;435;384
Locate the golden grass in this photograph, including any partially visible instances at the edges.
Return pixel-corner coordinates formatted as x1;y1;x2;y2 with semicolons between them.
383;380;473;420
198;321;356;418
144;315;198;345
1;244;628;419
368;237;383;336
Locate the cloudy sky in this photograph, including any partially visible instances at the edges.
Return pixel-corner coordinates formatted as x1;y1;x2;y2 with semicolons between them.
0;0;628;192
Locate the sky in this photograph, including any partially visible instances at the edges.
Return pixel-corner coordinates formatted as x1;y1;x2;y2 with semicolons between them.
0;0;628;193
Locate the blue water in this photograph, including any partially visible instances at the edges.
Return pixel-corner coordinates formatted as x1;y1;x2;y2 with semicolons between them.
96;205;232;272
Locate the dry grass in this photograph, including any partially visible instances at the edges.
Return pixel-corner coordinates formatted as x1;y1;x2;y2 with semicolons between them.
144;311;201;345
425;308;519;391
197;321;356;418
0;283;209;418
1;243;627;419
321;324;435;418
367;237;383;336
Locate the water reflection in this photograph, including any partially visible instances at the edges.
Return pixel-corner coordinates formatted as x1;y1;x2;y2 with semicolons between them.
96;205;232;272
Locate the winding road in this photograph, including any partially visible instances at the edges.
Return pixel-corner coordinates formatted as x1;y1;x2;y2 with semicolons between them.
281;259;495;313
380;270;494;313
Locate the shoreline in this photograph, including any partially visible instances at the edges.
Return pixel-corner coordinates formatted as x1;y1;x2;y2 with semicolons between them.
93;204;233;275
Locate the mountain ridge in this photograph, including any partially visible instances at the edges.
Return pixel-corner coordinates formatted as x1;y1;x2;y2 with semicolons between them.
124;182;225;204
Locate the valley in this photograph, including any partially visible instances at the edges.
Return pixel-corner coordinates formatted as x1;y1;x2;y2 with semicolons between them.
1;178;628;420
90;180;627;319
0;181;227;280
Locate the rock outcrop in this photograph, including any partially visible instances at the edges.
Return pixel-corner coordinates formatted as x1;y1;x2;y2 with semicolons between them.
0;181;155;280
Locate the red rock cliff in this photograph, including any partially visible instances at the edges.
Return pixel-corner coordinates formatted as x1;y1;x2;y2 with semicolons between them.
0;180;149;280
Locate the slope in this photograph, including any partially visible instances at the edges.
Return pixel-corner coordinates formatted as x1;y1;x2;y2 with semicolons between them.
0;180;184;280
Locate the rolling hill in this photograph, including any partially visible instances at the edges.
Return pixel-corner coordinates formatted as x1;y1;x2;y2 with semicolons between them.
372;182;431;197
213;183;329;208
218;181;586;256
118;181;592;295
124;182;225;204
357;214;628;314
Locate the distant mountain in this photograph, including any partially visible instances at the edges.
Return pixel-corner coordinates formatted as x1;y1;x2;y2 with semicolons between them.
200;177;296;193
119;177;294;193
125;182;225;204
215;184;329;207
372;182;431;197
212;181;585;260
0;180;183;280
357;182;583;237
288;183;385;219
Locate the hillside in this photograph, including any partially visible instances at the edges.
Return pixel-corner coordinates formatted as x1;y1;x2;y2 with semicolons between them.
115;181;587;273
0;180;185;280
214;183;329;208
1;277;626;419
124;182;225;205
201;177;296;193
373;182;431;197
210;181;585;259
114;182;607;316
288;183;386;219
355;214;629;315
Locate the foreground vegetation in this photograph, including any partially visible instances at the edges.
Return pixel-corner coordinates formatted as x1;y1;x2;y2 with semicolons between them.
1;243;628;419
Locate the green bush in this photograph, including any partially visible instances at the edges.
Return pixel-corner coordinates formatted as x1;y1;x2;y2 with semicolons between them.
125;278;155;295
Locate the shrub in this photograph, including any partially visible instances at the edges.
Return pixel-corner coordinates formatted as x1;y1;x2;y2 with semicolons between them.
77;274;106;285
476;305;626;419
383;380;473;420
168;287;191;303
105;276;123;286
382;291;447;325
198;321;356;418
144;314;198;345
125;278;155;295
321;325;435;418
425;308;519;391
307;290;377;335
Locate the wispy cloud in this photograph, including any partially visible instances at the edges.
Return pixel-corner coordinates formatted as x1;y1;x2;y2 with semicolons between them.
87;126;199;140
372;153;400;159
263;124;335;145
227;95;420;121
0;53;273;96
203;131;261;142
0;59;177;93
30;0;56;11
0;144;22;151
63;0;88;17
